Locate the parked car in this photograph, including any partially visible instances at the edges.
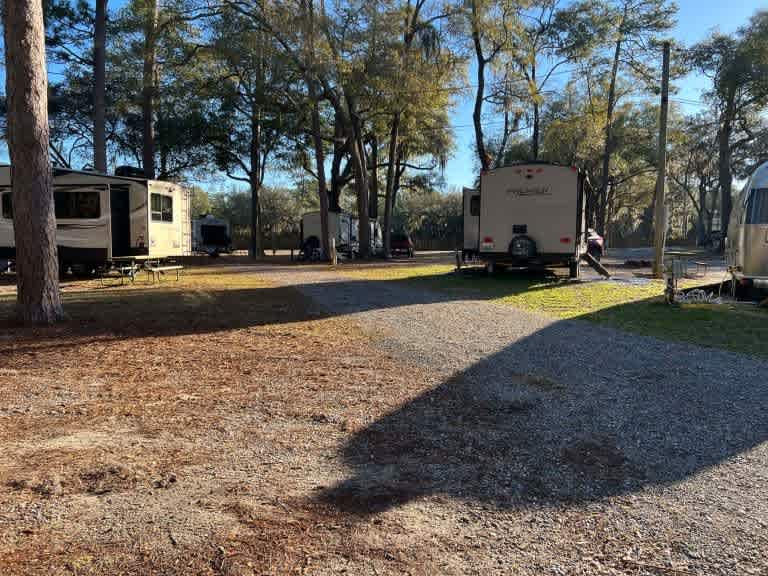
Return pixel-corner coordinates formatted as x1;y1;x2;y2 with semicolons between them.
586;228;604;260
390;233;414;258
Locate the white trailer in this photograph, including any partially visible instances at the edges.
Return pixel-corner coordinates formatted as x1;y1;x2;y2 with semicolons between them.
300;210;354;258
476;163;586;277
300;210;382;258
192;214;232;255
462;187;480;260
0;166;191;273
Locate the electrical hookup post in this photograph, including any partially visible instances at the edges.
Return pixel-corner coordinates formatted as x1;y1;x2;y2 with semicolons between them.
330;238;337;266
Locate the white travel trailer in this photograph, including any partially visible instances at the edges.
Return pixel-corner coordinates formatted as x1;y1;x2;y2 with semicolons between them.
462;187;480;260
300;210;382;258
300;210;355;257
476;163;587;277
192;214;232;255
0;166;191;273
726;160;768;295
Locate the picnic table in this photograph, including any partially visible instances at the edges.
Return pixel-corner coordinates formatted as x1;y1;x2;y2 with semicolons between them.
100;255;183;286
144;260;184;283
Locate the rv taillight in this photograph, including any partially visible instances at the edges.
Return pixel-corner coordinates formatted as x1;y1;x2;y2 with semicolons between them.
483;236;493;243
560;237;571;244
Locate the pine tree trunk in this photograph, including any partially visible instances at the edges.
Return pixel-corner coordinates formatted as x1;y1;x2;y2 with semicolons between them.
93;0;107;173
141;0;158;179
3;0;63;324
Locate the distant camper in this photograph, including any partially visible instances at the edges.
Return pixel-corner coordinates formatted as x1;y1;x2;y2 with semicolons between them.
472;162;587;278
192;215;232;256
726;160;768;296
0;165;191;274
300;210;382;259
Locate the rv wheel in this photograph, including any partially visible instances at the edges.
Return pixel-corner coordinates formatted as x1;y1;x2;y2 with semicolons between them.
568;258;580;279
302;236;321;261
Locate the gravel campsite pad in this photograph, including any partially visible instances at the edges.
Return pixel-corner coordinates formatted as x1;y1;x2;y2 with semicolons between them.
261;263;768;575
1;262;767;575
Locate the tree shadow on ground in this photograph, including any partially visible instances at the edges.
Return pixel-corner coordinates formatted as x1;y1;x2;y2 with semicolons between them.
0;284;320;354
319;301;768;515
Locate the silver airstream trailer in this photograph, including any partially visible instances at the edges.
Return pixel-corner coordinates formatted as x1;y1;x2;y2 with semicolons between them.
726;161;768;296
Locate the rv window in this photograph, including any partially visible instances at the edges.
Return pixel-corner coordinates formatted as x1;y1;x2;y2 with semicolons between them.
470;195;480;216
1;193;11;219
151;193;173;222
54;190;100;219
746;189;768;224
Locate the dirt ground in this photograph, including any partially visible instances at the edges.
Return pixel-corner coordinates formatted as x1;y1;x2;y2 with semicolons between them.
0;267;445;575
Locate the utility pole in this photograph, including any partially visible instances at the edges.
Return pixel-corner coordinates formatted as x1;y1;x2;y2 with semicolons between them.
652;41;670;278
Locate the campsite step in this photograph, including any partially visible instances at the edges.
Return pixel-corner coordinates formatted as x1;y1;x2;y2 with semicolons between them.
582;253;611;278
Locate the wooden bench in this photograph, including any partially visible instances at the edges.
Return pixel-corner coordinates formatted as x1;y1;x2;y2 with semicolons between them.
145;264;184;283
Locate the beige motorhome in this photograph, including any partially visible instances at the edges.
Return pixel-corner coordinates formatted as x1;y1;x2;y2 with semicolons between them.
477;163;586;277
0;166;191;273
726;160;768;296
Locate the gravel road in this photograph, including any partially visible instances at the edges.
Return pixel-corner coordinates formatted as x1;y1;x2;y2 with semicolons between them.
262;264;768;575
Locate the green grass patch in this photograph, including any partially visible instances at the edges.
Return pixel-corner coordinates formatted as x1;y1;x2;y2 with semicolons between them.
342;265;768;358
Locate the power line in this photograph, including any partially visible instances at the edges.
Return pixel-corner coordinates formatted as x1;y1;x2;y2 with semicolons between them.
370;66;579;98
670;97;707;107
